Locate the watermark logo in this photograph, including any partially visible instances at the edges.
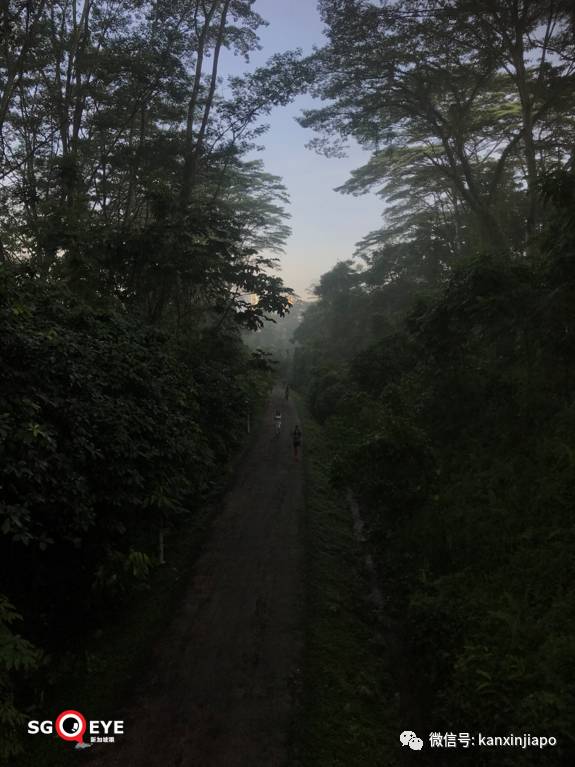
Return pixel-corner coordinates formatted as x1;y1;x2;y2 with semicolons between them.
400;730;559;752
400;730;424;750
55;710;87;746
28;710;124;750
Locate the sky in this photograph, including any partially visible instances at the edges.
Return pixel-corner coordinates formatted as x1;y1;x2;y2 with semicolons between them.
219;0;384;299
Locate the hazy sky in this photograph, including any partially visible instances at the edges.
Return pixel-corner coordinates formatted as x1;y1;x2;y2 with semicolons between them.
220;0;383;298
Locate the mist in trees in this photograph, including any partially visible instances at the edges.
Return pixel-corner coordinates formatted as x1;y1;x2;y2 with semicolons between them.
0;1;311;758
294;1;575;764
2;0;575;763
0;0;315;325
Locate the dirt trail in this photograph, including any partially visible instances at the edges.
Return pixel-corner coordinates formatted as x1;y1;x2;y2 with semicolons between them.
90;388;304;767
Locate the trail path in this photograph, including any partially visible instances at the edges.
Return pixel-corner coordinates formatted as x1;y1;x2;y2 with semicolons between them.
90;388;304;767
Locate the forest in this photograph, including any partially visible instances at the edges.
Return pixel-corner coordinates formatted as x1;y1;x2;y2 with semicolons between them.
0;0;305;759
1;0;575;765
294;1;575;764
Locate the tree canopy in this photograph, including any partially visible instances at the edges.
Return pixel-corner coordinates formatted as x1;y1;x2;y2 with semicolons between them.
293;3;575;764
0;1;309;758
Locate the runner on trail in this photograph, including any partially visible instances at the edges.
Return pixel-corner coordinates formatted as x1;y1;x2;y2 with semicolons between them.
292;425;302;461
274;409;282;437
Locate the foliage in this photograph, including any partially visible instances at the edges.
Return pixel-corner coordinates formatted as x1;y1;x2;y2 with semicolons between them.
295;5;575;758
0;0;301;326
0;268;208;558
0;260;273;757
0;2;300;757
302;0;575;262
295;166;575;763
296;402;398;767
0;595;42;761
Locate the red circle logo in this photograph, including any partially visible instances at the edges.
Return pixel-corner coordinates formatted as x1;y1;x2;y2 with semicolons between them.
55;710;87;744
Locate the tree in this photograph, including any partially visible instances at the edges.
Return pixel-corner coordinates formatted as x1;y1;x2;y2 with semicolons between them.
0;6;306;753
302;0;575;259
0;0;307;329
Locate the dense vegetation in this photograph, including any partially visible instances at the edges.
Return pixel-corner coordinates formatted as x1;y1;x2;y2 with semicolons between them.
0;0;304;759
294;2;575;764
3;0;575;762
296;402;396;767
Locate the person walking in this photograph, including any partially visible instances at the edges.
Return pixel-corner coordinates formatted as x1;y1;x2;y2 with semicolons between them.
285;383;290;401
274;409;282;437
292;425;302;461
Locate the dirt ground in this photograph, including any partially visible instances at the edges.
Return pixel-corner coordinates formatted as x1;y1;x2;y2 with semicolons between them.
89;388;304;767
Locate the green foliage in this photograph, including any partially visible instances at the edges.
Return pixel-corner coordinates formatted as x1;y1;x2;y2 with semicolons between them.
305;0;575;256
0;265;274;759
0;270;209;558
296;403;399;766
0;595;42;761
295;170;575;764
0;0;300;329
293;4;575;760
93;549;155;597
1;1;299;759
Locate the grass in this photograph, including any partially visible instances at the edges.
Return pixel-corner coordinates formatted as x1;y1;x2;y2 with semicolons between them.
294;398;400;767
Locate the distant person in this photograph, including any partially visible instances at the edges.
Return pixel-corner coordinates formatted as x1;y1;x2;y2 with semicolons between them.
274;409;282;437
285;384;290;401
292;425;302;461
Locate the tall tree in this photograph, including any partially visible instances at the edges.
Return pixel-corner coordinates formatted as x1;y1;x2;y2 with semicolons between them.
0;0;308;330
302;0;575;259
